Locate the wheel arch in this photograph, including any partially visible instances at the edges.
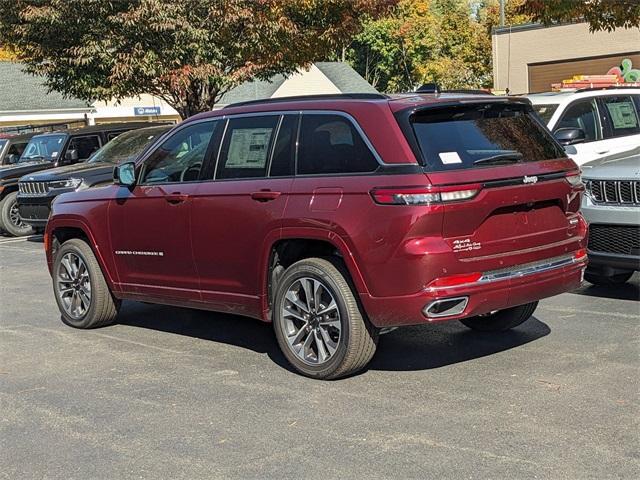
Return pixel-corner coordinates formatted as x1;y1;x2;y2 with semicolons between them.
260;228;369;321
47;219;118;291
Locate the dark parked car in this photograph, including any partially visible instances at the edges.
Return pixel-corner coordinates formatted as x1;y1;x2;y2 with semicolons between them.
45;93;588;379
0;122;167;236
18;125;171;230
0;133;35;166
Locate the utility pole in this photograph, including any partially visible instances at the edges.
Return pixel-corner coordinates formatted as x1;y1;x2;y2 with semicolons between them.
499;0;505;27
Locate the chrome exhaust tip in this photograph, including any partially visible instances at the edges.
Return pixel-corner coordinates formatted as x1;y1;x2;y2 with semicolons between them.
423;296;469;319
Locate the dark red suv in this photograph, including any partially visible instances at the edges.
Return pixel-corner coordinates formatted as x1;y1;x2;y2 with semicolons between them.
44;93;587;379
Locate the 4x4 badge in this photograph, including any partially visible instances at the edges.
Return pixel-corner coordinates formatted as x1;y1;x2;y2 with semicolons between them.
523;175;538;184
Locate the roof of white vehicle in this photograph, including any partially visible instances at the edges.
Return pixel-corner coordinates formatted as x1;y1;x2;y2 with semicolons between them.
526;87;640;105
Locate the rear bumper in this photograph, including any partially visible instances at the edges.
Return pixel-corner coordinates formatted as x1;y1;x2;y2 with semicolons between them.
17;195;53;227
360;254;586;327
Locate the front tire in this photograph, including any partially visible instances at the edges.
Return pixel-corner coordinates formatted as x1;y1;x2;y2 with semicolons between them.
584;271;633;286
273;257;378;379
53;238;120;328
0;191;34;237
460;301;538;332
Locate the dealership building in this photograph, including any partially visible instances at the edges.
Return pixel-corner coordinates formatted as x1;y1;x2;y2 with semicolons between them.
0;61;374;132
492;21;640;94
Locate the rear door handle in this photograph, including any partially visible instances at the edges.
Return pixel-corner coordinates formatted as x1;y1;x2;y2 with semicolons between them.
165;193;189;205
251;191;281;202
596;150;610;155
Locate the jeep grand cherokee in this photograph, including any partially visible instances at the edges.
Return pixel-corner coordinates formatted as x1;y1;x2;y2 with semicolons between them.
44;93;588;379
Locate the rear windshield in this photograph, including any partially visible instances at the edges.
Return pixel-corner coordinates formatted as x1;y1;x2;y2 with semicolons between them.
532;104;559;124
409;103;566;172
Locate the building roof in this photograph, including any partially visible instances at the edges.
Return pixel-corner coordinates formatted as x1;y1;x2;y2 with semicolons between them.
0;62;91;112
218;62;376;105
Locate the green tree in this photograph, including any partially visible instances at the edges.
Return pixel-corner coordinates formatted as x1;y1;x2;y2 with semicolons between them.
0;0;394;118
521;0;640;31
347;0;492;93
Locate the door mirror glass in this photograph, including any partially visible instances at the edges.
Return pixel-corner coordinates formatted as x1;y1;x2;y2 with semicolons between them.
554;127;586;146
64;149;79;163
7;153;18;164
114;161;136;187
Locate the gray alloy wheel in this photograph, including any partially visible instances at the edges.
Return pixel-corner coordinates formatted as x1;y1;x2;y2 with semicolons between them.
279;276;342;366
273;257;378;380
56;252;92;320
0;192;34;237
53;238;120;329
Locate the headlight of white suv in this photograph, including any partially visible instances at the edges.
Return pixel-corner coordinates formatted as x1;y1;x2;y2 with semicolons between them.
49;178;83;190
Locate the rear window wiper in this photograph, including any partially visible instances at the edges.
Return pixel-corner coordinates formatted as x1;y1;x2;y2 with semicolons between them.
473;152;523;165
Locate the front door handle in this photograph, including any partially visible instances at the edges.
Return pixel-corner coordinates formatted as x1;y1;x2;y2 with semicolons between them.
596;150;610;155
165;193;189;205
251;190;281;202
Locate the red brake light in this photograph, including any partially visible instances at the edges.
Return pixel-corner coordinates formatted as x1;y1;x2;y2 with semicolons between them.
573;248;587;262
427;272;483;289
371;186;480;205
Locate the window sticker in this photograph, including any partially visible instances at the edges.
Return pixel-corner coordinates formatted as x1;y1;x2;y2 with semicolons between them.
439;151;462;164
606;101;638;129
227;128;273;168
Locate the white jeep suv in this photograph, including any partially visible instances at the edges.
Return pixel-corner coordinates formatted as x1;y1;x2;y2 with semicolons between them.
527;88;640;166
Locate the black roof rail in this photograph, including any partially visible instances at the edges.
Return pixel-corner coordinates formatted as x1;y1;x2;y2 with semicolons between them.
223;93;389;109
575;85;640;93
441;89;495;95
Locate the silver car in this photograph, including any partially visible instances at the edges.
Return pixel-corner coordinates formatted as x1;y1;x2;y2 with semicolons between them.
581;147;640;285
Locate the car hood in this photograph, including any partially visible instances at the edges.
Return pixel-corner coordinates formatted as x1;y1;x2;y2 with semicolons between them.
23;162;113;182
0;161;54;181
581;148;640;181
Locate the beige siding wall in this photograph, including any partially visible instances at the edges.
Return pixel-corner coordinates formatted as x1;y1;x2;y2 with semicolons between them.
492;22;640;94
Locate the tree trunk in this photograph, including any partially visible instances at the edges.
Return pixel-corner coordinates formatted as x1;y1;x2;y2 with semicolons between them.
168;81;220;120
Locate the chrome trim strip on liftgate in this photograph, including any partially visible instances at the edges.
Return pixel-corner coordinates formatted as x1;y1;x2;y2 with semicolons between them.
478;254;579;283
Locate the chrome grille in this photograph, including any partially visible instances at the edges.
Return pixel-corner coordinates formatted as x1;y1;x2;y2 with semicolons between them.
18;181;50;196
586;180;640;205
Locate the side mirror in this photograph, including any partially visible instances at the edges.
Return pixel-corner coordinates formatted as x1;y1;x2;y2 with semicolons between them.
114;161;136;187
64;149;79;163
554;127;586;146
7;154;18;164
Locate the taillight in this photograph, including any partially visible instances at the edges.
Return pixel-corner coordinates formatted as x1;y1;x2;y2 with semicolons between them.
371;185;480;205
427;272;483;289
573;248;587;262
565;171;582;187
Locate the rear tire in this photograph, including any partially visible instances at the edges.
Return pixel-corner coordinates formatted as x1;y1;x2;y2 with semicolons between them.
0;191;34;237
273;257;378;379
53;238;120;329
460;301;538;332
584;271;633;286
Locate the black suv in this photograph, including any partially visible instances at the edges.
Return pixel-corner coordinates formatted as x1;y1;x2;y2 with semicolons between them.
0;133;35;166
18;125;171;230
0;122;167;236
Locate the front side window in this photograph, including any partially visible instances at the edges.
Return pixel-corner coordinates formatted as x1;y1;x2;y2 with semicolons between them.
297;114;378;175
141;121;216;184
601;95;640;138
68;135;102;160
20;134;67;162
409;102;566;172
556;99;601;142
216;116;279;180
8;142;27;157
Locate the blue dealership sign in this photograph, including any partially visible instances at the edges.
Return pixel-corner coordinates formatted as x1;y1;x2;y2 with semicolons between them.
134;106;161;116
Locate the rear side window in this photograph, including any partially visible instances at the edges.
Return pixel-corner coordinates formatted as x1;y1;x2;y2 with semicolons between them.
269;115;298;177
216;115;279;180
409;103;566;171
600;95;640;138
297;114;378;175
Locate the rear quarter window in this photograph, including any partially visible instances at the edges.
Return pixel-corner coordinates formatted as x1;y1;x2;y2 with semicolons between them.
408;103;566;171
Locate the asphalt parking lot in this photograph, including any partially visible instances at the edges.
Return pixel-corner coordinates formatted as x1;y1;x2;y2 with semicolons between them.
1;235;638;479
